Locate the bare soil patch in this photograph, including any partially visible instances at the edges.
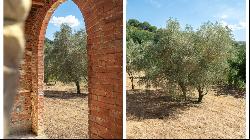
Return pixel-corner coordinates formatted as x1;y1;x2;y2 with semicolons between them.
127;88;246;139
43;83;88;139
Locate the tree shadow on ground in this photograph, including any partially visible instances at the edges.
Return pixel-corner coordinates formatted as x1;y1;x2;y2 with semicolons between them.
44;90;88;99
126;89;199;121
213;85;245;99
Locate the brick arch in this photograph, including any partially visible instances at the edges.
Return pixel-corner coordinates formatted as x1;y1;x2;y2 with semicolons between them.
13;0;123;139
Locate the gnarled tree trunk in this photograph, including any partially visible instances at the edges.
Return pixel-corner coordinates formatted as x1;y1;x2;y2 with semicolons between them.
179;82;187;101
75;81;81;94
197;86;207;103
130;76;135;90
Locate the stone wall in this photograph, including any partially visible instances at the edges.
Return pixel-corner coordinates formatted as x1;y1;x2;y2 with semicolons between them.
3;0;32;137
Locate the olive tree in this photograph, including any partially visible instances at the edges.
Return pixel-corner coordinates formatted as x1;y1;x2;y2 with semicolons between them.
190;21;234;102
44;38;54;84
126;20;156;89
228;41;246;88
143;18;234;102
46;24;87;94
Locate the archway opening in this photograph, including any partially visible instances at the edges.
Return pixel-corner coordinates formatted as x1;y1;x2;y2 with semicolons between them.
43;0;88;138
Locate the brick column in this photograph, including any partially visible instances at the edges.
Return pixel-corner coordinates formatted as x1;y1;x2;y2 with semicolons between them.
74;0;123;138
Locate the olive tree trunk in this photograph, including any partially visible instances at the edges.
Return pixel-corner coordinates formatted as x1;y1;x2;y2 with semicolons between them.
179;82;187;101
197;86;206;103
130;76;135;90
75;81;81;94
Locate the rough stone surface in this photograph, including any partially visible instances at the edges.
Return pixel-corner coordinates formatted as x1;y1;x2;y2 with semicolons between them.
4;23;25;69
10;0;123;139
7;134;48;139
4;0;32;22
4;0;32;138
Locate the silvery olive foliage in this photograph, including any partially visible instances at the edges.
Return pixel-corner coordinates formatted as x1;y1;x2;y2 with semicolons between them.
127;18;236;102
44;24;87;93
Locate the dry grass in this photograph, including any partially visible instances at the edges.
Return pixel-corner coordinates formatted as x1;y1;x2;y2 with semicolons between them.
43;82;88;139
126;88;246;139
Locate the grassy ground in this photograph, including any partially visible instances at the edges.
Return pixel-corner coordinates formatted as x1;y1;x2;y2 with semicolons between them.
43;82;88;139
126;83;246;139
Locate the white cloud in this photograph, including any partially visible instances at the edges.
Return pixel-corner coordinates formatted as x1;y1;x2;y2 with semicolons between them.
239;21;246;27
148;0;161;8
216;8;246;31
50;15;80;27
220;20;246;31
220;14;228;19
216;6;245;21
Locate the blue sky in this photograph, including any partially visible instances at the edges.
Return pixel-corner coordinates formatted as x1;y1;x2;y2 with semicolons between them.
45;0;85;40
46;0;246;41
127;0;246;41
